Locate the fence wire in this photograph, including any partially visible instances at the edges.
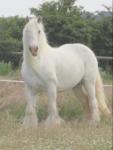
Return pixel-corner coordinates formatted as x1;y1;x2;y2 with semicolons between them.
0;52;112;76
0;52;22;69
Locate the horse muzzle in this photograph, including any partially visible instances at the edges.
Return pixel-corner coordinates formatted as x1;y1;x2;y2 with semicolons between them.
29;46;38;56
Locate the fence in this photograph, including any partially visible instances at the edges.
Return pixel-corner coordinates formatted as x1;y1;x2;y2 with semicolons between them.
0;52;22;69
97;56;112;73
0;52;112;98
0;52;112;78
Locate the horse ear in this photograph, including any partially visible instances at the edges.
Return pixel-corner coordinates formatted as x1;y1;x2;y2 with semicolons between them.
26;16;30;22
26;16;34;23
37;15;42;23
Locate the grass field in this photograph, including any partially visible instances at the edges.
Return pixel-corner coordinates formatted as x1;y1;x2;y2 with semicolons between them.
0;83;112;150
0;114;112;150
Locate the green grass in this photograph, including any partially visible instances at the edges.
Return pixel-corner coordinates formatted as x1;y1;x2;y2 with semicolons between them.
0;61;12;75
100;68;112;84
0;62;21;80
4;98;83;123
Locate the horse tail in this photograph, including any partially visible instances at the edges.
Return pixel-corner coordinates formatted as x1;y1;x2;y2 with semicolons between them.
96;71;111;116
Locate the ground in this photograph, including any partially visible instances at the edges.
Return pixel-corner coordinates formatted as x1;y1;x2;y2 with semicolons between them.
0;82;112;150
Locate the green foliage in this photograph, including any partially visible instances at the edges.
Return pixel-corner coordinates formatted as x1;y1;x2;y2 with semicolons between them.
0;39;22;53
100;68;112;84
91;16;113;56
0;16;26;53
30;0;112;56
0;0;112;58
31;0;92;46
0;61;12;75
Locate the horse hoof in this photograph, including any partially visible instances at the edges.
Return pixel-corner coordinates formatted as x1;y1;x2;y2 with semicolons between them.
45;116;65;128
87;118;100;128
22;115;38;130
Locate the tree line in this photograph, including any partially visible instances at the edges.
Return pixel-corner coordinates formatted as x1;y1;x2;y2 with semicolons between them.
0;0;112;58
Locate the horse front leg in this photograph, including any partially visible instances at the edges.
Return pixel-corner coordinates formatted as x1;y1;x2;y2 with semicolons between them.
23;85;38;129
45;83;64;127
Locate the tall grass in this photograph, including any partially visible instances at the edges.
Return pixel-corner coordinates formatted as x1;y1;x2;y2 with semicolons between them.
0;102;112;150
0;61;21;80
0;87;112;150
100;68;112;84
0;61;12;75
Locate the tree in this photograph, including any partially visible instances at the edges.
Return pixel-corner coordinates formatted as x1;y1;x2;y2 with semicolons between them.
31;0;93;47
31;1;112;56
0;16;26;53
91;11;112;56
0;16;26;67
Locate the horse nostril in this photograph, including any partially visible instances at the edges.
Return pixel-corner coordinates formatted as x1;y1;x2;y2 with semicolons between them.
36;46;38;51
29;46;38;56
29;46;32;51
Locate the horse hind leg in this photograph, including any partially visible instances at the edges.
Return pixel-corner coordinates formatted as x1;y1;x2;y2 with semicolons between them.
84;80;100;124
73;84;91;120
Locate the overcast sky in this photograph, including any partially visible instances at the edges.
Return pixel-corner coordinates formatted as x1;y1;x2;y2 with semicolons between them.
0;0;112;17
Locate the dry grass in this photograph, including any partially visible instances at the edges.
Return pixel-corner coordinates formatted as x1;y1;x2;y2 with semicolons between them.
0;83;112;150
0;113;112;150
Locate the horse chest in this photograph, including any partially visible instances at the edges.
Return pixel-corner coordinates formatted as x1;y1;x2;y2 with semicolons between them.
21;64;47;91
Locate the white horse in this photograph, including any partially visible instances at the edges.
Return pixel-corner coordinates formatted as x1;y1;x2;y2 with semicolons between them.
21;16;110;129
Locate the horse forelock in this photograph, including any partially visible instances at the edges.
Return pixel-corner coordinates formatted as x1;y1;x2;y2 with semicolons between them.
27;18;44;30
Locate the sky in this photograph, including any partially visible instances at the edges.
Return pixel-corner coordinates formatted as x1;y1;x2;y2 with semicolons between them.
0;0;112;17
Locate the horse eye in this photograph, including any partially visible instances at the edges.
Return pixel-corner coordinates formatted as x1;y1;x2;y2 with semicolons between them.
38;30;41;34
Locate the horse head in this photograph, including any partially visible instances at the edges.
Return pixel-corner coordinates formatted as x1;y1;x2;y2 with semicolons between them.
23;16;44;56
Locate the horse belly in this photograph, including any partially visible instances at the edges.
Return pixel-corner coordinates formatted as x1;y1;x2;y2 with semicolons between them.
56;58;84;91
